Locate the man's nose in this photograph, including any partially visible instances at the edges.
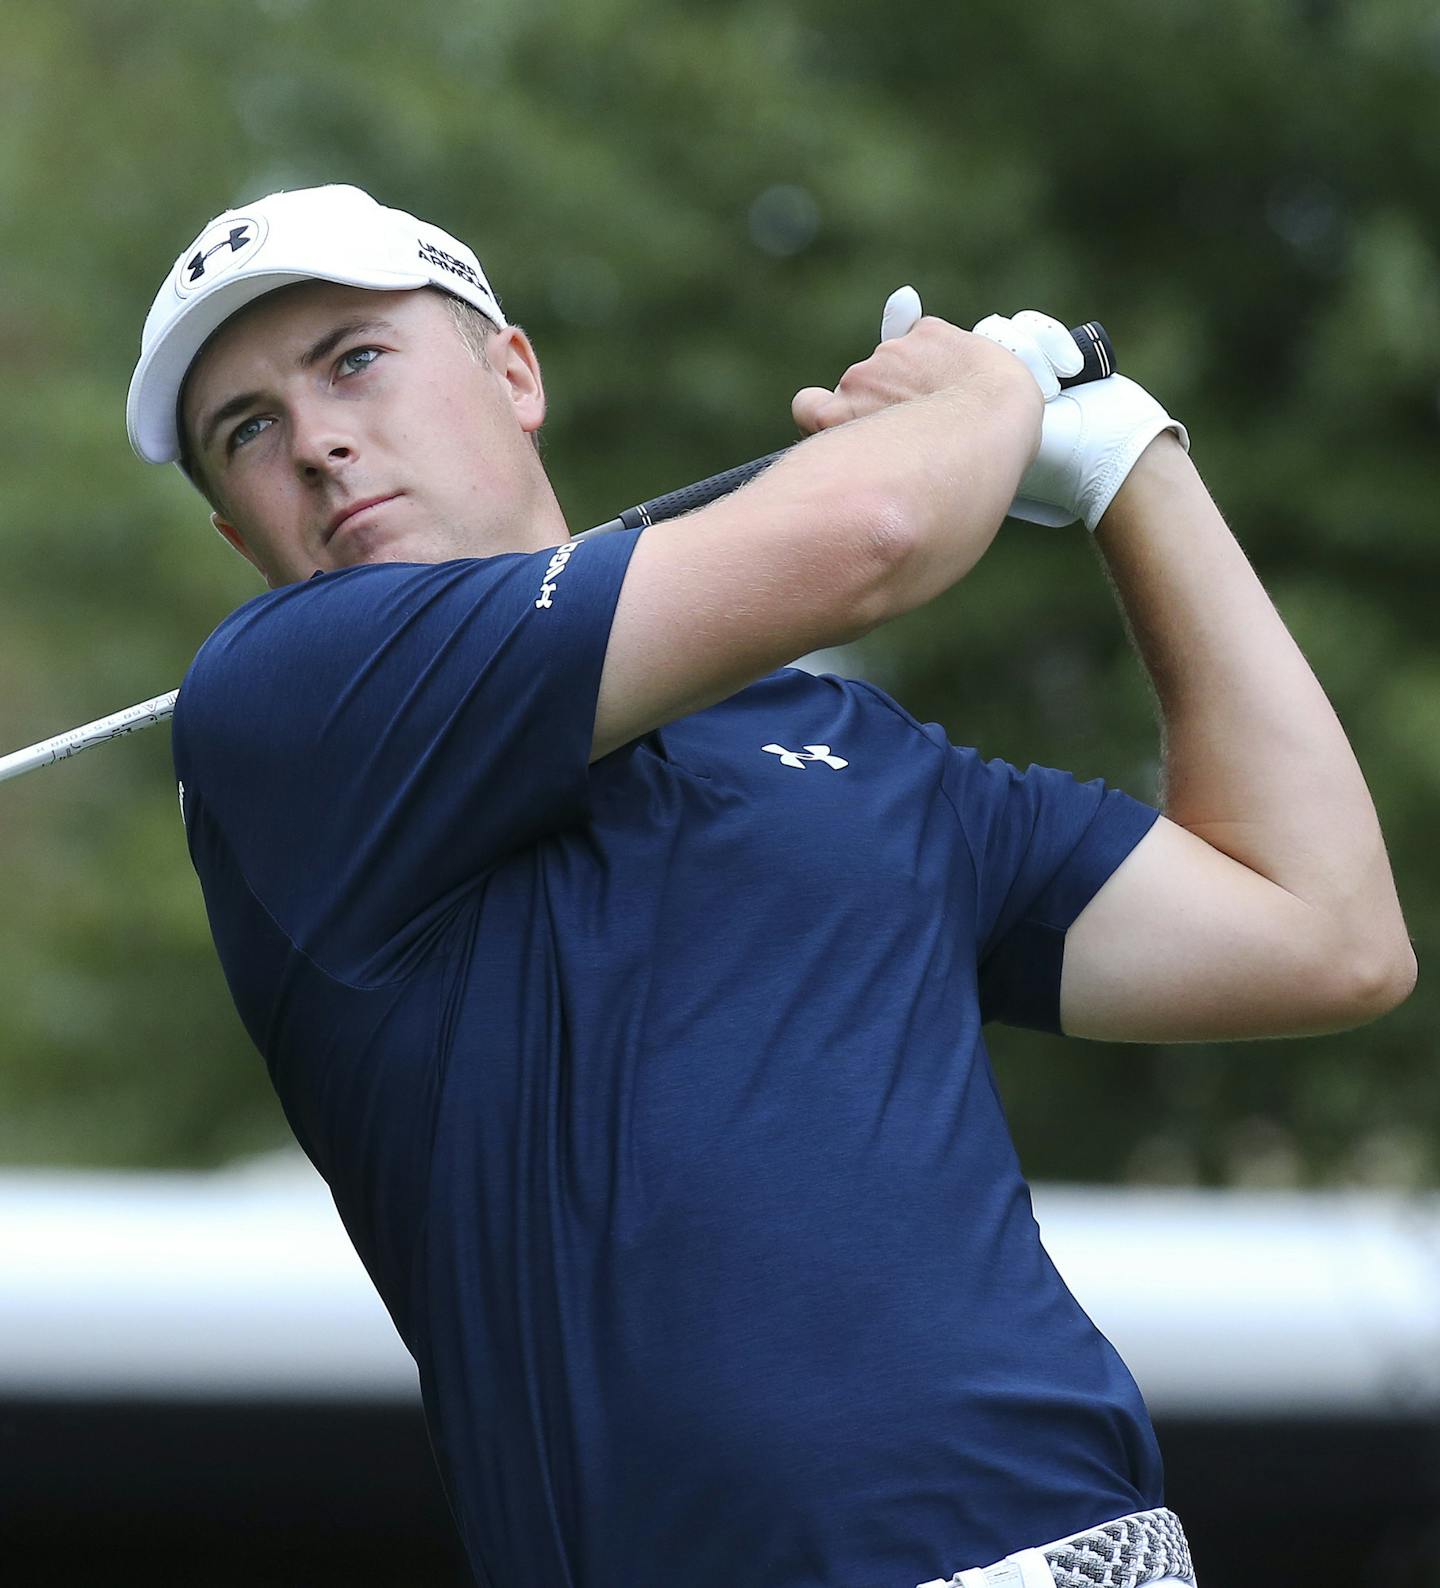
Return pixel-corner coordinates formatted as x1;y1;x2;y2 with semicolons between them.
292;412;357;475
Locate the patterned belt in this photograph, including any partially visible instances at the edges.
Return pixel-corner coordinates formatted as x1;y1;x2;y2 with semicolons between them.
916;1507;1195;1588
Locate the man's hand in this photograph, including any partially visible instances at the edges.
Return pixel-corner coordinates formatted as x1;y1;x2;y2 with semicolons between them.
971;309;1189;530
971;308;1085;400
791;313;1038;438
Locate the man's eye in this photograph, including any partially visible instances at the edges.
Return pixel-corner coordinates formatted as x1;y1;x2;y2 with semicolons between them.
338;346;382;376
229;415;272;452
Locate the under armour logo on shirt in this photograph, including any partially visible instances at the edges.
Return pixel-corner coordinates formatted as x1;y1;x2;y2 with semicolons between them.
535;542;576;609
761;743;848;770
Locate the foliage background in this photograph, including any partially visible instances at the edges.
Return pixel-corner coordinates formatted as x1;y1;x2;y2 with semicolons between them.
1;0;1436;1185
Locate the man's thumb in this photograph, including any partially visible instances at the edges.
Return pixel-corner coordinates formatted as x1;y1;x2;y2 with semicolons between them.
792;385;844;435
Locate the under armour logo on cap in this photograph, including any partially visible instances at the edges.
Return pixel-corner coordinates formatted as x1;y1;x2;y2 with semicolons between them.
173;213;268;298
418;239;485;290
185;224;252;283
762;743;848;770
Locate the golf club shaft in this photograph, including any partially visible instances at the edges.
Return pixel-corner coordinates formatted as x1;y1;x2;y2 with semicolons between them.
0;690;182;784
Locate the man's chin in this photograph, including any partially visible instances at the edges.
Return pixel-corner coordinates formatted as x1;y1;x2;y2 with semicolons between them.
328;520;438;569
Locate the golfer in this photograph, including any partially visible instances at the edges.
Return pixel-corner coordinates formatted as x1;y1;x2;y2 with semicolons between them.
126;184;1413;1588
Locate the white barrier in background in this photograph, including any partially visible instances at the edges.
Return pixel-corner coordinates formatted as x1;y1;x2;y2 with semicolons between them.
0;1157;416;1400
2;1159;1438;1412
1034;1186;1440;1417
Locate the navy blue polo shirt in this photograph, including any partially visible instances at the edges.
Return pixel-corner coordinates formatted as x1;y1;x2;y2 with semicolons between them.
173;529;1164;1588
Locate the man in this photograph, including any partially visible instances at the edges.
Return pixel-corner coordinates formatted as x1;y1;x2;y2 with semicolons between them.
127;184;1413;1588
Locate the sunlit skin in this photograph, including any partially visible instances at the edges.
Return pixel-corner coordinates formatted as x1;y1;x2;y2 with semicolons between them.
181;281;569;588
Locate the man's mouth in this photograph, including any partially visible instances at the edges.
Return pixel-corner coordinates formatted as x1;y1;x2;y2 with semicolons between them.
327;494;401;542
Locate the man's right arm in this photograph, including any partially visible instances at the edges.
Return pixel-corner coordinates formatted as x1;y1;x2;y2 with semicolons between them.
590;320;1043;762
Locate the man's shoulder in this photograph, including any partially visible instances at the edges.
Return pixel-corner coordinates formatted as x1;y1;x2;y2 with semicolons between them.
179;565;411;736
182;561;498;706
173;551;580;757
197;561;468;650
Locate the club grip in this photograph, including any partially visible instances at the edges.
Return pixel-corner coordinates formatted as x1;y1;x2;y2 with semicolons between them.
581;320;1115;537
1063;321;1114;386
604;453;790;532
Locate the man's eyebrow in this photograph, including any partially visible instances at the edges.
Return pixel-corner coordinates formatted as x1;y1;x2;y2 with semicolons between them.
298;317;397;371
196;317;398;458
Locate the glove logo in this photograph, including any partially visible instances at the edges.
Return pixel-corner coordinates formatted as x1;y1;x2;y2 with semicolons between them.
175;214;269;298
761;743;848;771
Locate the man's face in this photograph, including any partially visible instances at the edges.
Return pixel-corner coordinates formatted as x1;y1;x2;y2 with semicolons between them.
181;281;561;586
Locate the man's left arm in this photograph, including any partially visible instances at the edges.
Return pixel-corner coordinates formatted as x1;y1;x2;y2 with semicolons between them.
1059;436;1417;1041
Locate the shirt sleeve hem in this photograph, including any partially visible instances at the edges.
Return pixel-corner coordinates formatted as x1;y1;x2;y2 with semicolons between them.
979;794;1161;1033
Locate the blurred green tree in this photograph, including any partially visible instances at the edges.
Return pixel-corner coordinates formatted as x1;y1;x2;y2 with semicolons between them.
0;0;1434;1183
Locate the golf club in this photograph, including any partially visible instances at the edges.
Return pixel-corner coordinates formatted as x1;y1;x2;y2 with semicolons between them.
0;318;1115;785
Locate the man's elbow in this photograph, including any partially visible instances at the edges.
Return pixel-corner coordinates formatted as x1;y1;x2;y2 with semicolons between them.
837;492;928;634
1336;937;1418;1026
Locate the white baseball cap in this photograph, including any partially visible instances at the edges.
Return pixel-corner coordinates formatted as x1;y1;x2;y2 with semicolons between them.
127;183;507;465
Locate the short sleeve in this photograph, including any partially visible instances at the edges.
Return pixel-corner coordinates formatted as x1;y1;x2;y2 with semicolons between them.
943;751;1161;1033
172;531;641;980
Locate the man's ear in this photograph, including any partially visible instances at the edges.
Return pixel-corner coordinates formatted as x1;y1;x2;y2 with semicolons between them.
212;512;274;586
487;325;547;437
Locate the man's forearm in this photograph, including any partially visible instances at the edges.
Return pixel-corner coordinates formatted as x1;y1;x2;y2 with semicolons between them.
1094;436;1415;985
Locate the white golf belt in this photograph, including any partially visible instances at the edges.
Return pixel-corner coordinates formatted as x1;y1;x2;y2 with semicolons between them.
916;1506;1196;1588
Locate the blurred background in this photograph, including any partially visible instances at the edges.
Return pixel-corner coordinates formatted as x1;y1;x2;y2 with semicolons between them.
1;0;1437;1581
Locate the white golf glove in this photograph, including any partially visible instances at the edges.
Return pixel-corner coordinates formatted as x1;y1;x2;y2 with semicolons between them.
972;309;1190;531
880;284;924;342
